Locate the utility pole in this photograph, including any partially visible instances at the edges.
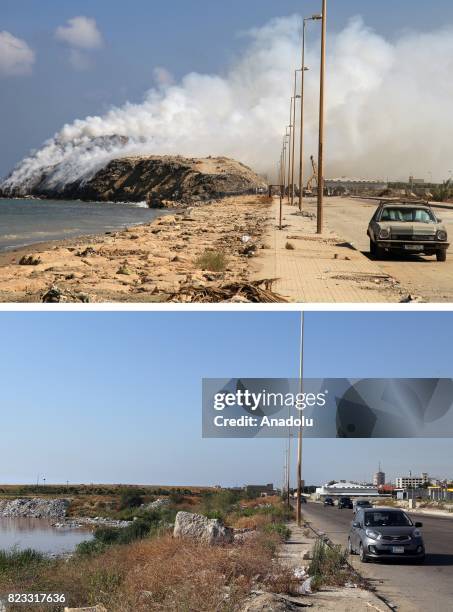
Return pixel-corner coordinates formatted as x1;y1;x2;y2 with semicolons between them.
317;0;327;234
296;312;305;526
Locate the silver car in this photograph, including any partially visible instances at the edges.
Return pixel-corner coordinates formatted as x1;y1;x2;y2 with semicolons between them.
348;507;425;563
367;201;449;261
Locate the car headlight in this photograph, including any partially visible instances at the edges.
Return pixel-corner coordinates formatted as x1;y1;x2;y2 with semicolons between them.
378;228;391;239
436;230;447;241
413;529;422;538
365;529;381;540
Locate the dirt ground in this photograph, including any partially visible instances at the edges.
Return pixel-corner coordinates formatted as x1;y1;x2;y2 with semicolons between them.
0;196;272;303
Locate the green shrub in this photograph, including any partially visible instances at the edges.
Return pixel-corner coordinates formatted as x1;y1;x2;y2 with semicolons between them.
0;548;45;571
264;523;291;540
308;538;351;590
76;539;106;556
119;488;145;510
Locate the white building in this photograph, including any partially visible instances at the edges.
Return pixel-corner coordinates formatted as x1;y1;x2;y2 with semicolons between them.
315;481;379;498
395;473;429;489
373;468;386;487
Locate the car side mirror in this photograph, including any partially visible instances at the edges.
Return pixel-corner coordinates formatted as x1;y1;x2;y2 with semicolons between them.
415;522;423;528
352;521;360;528
437;218;442;223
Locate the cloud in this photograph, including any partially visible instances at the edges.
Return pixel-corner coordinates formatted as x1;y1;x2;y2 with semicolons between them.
55;16;103;50
0;31;35;76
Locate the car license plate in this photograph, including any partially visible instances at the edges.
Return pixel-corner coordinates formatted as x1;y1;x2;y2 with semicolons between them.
404;244;423;251
392;546;405;554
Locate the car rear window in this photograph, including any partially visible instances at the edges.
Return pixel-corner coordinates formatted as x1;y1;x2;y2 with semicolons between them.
364;511;412;527
380;208;435;223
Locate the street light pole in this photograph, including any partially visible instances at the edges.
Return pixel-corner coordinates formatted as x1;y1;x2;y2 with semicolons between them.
298;15;321;211
296;311;305;526
298;21;308;212
284;130;290;198
287;117;293;203
290;71;298;207
317;0;327;234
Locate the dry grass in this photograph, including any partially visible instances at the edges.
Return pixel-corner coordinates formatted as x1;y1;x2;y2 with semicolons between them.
258;195;273;205
230;513;271;530
1;532;286;612
195;249;228;272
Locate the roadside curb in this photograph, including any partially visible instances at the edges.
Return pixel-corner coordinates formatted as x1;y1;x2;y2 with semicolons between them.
303;517;395;612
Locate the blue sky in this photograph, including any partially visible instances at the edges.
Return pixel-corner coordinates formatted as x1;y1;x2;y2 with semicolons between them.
0;311;452;487
2;0;453;177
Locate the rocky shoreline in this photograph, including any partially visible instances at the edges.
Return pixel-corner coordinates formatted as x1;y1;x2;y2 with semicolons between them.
52;517;131;530
0;497;69;519
0;194;277;303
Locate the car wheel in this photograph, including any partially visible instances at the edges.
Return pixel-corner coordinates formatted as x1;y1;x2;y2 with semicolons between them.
348;537;355;555
436;250;447;262
359;542;368;563
370;240;383;260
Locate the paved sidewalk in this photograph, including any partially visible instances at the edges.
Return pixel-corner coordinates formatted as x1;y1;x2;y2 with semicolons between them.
279;521;389;611
254;198;408;303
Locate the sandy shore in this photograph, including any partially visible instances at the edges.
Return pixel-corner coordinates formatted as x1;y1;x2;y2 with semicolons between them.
0;195;273;302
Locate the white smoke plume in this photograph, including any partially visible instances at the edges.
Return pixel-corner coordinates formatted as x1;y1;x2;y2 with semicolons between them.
3;14;453;193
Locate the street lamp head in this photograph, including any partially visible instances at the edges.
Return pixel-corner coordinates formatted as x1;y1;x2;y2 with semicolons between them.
311;14;323;21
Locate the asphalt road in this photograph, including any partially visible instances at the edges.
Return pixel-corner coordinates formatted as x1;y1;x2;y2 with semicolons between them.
309;196;453;302
302;502;453;611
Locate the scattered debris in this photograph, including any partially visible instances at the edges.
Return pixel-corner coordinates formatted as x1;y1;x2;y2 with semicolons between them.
168;279;287;303
41;285;90;303
18;254;41;265
240;593;311;611
400;294;424;303
117;263;133;275
76;247;97;257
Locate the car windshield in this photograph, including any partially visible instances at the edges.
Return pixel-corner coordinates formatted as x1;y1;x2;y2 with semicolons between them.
379;207;435;223
357;501;371;506
364;510;412;527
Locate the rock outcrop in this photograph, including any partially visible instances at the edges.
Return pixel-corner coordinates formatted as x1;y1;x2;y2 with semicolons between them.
0;497;69;519
173;511;233;545
2;155;267;204
143;498;171;511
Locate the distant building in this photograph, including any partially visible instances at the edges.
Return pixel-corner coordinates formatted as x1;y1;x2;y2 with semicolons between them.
325;177;388;196
245;483;275;497
373;463;385;487
316;481;379;498
395;473;429;489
